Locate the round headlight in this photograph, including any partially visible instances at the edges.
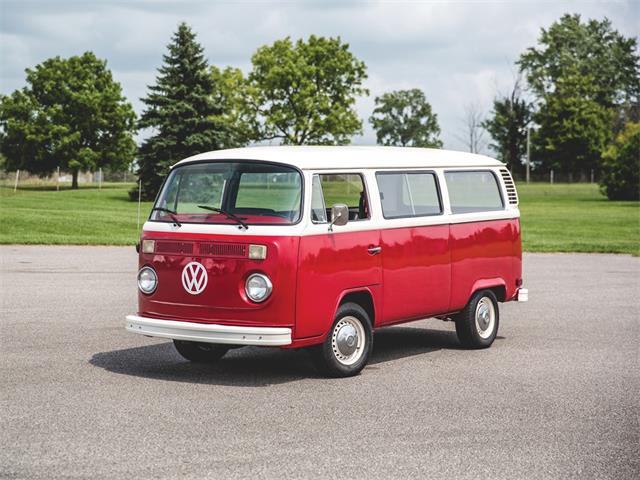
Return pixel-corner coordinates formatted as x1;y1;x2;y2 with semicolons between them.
137;266;158;294
245;273;272;303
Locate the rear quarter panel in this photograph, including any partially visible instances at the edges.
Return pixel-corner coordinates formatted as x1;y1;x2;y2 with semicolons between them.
449;218;519;310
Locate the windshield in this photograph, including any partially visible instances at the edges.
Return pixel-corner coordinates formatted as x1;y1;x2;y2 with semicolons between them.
151;161;303;226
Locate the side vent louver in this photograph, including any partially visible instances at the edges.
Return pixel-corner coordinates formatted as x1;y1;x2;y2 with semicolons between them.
499;168;519;205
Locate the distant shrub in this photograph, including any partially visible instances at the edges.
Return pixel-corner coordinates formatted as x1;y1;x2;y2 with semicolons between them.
599;122;640;201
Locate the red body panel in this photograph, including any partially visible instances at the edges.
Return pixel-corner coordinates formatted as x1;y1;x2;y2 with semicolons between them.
449;219;520;311
379;225;450;324
137;218;521;347
295;230;382;338
138;231;299;329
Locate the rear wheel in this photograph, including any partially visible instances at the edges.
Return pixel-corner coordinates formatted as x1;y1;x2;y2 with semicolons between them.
312;302;373;378
173;340;229;363
454;290;499;349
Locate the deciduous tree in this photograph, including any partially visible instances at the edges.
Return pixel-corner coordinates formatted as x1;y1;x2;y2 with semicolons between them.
483;79;533;174
210;66;255;149
534;69;612;176
599;122;640;201
369;89;442;148
518;14;639;177
518;14;640;108
0;52;136;188
246;36;368;145
457;103;487;154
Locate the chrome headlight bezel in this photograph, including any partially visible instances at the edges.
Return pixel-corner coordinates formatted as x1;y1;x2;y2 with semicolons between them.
137;266;158;295
245;273;273;303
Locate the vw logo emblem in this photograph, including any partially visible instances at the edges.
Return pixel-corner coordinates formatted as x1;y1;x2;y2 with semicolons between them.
181;261;208;295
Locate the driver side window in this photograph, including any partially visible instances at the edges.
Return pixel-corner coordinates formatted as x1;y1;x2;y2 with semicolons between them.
311;173;370;223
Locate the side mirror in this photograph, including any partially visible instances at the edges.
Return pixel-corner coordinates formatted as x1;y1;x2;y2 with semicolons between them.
329;203;349;231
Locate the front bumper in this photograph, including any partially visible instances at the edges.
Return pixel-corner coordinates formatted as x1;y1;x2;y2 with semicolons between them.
125;315;292;346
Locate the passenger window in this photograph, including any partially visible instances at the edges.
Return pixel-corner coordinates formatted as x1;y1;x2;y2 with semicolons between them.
311;173;370;223
445;171;503;213
376;172;441;219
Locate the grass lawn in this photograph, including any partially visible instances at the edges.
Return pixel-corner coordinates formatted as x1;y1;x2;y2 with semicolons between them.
0;183;153;245
517;183;639;255
1;181;638;254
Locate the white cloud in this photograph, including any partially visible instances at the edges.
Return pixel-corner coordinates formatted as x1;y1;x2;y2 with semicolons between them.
1;0;637;152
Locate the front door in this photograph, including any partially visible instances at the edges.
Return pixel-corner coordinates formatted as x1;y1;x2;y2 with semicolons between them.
296;172;382;339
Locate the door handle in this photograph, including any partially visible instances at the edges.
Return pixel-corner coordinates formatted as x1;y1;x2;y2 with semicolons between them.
367;246;382;255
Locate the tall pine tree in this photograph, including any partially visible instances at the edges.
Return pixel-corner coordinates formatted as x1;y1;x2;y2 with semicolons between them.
136;23;223;200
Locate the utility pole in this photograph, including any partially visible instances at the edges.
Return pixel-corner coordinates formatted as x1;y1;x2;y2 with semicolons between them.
526;127;531;184
137;180;142;233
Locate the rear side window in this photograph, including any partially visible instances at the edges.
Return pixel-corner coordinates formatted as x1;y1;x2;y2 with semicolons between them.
445;171;503;214
376;172;442;219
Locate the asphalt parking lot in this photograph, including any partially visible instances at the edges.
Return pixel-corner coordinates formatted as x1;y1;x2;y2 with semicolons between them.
1;246;638;479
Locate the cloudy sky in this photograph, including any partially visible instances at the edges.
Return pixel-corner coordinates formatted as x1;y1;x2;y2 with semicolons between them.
1;0;637;152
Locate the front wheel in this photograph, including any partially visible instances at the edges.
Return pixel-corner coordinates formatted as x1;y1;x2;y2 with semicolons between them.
312;302;373;378
454;290;499;349
173;340;229;363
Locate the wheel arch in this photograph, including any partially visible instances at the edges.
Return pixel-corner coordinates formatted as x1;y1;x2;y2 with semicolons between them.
337;288;377;327
470;278;507;303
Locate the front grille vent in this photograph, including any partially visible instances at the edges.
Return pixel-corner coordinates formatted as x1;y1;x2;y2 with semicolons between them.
199;242;247;258
499;168;519;205
155;241;194;255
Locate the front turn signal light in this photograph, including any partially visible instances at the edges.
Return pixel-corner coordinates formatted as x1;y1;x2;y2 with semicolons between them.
248;244;267;260
142;239;155;254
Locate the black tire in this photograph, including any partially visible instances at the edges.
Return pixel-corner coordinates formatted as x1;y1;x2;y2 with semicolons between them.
312;302;373;378
454;290;499;349
173;340;230;363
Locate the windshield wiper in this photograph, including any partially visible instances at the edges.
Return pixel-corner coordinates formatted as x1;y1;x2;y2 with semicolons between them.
197;205;248;230
151;207;182;227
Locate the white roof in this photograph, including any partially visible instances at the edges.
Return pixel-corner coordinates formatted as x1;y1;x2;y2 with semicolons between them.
174;146;503;170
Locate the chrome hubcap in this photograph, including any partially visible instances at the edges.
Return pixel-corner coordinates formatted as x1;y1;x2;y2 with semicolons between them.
331;316;366;366
477;304;491;330
336;323;358;356
475;297;496;339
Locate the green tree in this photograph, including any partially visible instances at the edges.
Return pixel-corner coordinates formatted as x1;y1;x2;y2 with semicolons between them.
483;80;533;174
210;66;255;148
137;23;224;200
369;89;442;148
599;122;640;200
246;35;368;145
518;14;639;177
0;52;136;188
534;69;612;175
518;14;640;108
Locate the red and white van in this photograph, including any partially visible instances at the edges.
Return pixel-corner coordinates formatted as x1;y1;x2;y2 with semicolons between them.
126;146;528;377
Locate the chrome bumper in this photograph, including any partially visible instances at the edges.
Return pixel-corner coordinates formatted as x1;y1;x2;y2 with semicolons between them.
515;288;529;302
125;315;292;346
